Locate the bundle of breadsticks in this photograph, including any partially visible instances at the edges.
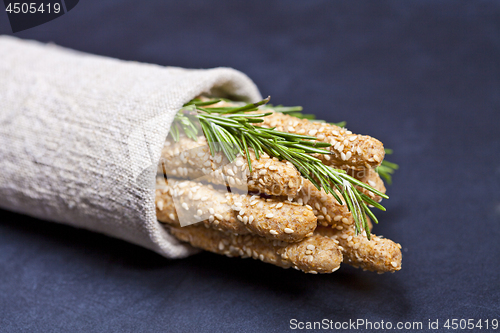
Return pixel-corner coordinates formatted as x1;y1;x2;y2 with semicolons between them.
155;98;402;274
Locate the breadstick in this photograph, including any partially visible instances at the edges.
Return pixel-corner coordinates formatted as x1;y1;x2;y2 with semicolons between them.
316;226;402;273
167;224;342;274
293;179;352;229
293;180;401;272
259;111;385;170
348;167;386;202
155;178;317;242
159;136;303;196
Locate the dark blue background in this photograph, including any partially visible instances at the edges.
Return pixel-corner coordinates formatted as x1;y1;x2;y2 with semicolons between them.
1;1;499;332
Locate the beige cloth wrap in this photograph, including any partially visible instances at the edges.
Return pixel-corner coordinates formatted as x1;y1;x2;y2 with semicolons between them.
0;36;262;258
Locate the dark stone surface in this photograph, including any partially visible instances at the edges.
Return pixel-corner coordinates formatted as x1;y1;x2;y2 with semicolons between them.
1;1;499;331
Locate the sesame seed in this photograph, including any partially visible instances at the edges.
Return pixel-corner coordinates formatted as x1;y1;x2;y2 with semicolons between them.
341;152;347;160
214;213;223;220
197;209;202;216
276;202;283;209
368;180;376;187
182;203;189;210
249;215;254;223
239;209;246;216
268;165;278;171
270;230;278;235
322;207;327;215
250;200;259;206
345;151;352;160
349;135;357;141
237;215;243;222
284;228;294;234
266;213;274;218
243;216;248;224
297;129;306;134
342;217;349;224
201;196;208;201
209;208;215;214
169;213;176;220
218;241;225;250
307;245;315;250
391;261;398;268
259;254;264;261
209;215;214;222
308;129;317;136
324;154;331;161
305;205;313;210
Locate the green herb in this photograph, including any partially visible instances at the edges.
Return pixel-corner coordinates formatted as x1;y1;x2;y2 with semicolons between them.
271;105;398;185
170;97;390;238
376;150;399;185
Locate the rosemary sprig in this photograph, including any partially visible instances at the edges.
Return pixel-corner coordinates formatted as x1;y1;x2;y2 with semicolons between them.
170;97;389;238
270;105;399;185
376;149;399;185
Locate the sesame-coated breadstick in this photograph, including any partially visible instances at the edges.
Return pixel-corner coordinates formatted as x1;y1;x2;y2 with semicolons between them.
291;180;401;272
259;111;385;170
158;136;303;197
293;180;353;229
315;226;402;273
155;178;317;242
167;224;343;274
348;167;386;203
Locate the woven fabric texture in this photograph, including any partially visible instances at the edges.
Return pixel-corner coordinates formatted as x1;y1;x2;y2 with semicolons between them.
0;36;261;258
